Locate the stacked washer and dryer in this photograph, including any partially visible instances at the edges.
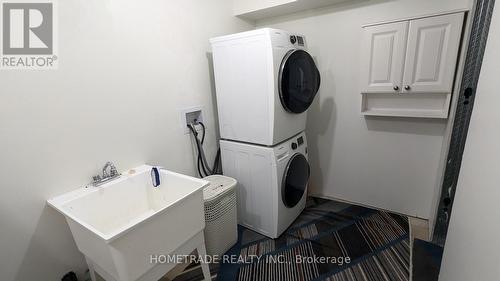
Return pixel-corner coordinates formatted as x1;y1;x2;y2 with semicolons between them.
210;28;320;238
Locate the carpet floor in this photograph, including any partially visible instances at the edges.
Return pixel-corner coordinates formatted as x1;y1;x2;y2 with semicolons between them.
173;197;410;281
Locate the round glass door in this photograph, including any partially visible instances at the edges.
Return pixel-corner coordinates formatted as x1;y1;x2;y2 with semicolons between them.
282;153;310;208
279;50;321;114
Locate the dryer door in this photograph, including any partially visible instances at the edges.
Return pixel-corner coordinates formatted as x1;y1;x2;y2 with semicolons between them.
282;153;310;208
279;50;321;114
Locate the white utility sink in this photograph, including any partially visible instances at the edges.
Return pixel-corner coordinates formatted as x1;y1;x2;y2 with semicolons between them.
48;165;211;281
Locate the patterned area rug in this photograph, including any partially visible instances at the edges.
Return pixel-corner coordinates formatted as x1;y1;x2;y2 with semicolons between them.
173;198;410;281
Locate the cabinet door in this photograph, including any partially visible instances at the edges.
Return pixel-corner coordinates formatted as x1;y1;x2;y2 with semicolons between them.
402;13;464;93
361;21;408;93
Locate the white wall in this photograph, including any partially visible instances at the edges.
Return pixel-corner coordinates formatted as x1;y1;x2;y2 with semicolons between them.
257;0;472;219
0;1;252;280
439;2;500;280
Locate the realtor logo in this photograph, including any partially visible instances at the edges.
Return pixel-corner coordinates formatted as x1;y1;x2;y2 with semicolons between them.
0;0;58;69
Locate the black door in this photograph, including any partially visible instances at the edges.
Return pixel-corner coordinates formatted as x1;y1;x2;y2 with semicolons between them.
279;50;321;114
282;153;310;208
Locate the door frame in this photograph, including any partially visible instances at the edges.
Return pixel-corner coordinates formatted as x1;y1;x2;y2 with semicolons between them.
432;0;496;245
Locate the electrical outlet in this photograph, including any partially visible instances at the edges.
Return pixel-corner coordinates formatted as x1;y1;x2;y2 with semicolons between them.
180;106;204;134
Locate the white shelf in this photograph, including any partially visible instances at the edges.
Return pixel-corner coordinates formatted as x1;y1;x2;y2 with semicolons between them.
361;92;451;119
361;109;448;119
234;0;351;21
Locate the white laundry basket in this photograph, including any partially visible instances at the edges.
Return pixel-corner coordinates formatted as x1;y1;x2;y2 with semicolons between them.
203;175;238;256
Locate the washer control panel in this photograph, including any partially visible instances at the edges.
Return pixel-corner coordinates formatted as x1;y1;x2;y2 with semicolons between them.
275;132;308;163
291;136;305;150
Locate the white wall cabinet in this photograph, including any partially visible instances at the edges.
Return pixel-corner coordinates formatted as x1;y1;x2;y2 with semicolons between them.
361;21;408;93
361;12;464;118
403;14;464;94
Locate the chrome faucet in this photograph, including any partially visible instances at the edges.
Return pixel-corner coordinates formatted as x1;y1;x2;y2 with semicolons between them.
90;161;121;187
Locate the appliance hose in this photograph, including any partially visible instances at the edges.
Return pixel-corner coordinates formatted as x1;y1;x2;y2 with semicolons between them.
187;121;222;177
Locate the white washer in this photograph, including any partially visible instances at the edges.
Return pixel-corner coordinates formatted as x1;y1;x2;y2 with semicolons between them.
210;28;320;146
220;132;309;238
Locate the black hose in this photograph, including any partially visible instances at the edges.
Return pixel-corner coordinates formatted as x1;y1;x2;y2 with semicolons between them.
188;124;207;177
197;121;223;175
197;122;209;176
199;121;206;144
195;120;215;176
196;122;210;175
188;122;215;177
197;155;206;178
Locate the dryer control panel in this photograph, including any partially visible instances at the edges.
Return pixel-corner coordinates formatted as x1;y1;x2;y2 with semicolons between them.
289;35;305;46
270;30;307;49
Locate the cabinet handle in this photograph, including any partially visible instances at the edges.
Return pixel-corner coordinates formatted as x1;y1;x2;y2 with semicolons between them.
393;85;400;91
404;85;411;90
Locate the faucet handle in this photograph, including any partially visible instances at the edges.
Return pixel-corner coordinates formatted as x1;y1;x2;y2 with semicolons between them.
93;175;102;182
110;165;118;176
102;161;118;177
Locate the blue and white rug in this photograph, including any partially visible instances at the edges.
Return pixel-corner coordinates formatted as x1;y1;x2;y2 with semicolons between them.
174;197;410;281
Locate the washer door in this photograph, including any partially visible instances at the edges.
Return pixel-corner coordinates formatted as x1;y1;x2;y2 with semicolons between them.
279;49;321;114
282;153;310;208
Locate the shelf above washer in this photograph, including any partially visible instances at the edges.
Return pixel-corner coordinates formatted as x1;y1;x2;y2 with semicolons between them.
234;0;352;21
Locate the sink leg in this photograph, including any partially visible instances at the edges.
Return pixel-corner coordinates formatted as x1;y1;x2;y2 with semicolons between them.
196;243;211;281
85;257;97;281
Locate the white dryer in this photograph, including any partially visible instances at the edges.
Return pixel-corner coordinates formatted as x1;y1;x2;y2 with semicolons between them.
210;28;320;146
220;132;309;238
